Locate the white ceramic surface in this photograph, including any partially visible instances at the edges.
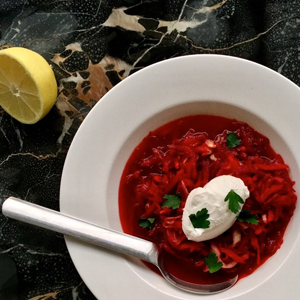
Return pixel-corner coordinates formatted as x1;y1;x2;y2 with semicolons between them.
60;55;300;300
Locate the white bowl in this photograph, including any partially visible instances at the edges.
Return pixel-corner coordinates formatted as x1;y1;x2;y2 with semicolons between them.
60;55;300;300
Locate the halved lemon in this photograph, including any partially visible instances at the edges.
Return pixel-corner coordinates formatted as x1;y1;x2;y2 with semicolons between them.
0;47;58;124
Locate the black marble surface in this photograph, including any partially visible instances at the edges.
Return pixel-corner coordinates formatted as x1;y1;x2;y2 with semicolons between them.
0;0;300;299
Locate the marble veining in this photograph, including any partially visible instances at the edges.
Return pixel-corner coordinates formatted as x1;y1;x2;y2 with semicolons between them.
0;0;300;299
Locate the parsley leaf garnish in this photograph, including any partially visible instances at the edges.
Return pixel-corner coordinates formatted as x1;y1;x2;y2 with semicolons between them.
189;208;210;228
224;190;244;214
204;252;223;273
161;193;181;209
238;210;259;224
226;132;241;148
138;218;155;229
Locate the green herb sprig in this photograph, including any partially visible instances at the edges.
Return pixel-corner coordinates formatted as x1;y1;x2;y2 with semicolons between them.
204;252;223;273
224;190;244;214
189;208;210;229
226;132;241;148
138;218;155;229
237;210;259;224
161;193;181;209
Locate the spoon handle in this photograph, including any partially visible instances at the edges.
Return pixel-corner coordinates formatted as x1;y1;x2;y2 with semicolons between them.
2;197;158;265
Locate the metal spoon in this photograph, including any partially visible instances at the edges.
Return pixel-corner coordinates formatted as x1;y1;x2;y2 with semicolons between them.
2;197;238;294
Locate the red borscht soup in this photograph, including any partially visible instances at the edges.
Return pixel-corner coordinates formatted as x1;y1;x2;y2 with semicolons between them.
118;115;296;284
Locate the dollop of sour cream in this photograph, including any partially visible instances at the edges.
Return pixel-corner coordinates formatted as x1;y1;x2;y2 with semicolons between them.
182;175;250;242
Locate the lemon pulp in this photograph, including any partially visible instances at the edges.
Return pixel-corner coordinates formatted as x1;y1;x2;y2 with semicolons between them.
0;47;57;124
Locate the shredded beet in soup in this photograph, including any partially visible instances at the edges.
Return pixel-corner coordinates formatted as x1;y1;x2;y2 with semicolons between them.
119;115;296;284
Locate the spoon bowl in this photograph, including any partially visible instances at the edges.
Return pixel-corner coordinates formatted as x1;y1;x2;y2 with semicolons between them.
2;197;237;294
